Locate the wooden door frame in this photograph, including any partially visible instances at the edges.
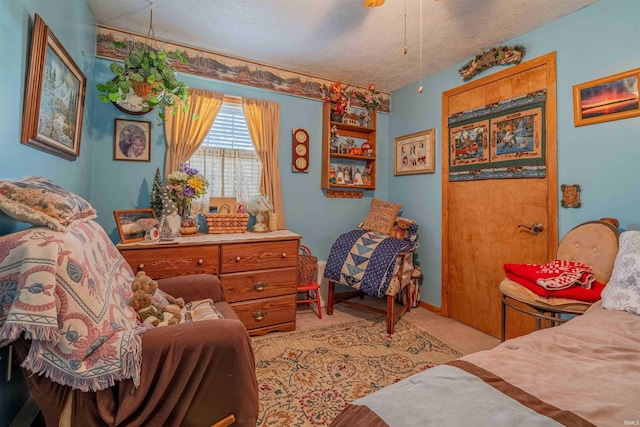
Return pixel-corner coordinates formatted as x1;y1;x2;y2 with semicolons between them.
440;52;559;317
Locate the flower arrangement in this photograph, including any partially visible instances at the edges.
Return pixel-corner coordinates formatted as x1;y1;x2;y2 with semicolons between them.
320;81;352;116
166;164;209;218
353;84;383;112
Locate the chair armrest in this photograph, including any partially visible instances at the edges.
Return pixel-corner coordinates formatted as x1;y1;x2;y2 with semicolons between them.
156;274;226;302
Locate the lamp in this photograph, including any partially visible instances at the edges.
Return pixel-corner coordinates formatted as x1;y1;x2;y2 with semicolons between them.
247;194;274;233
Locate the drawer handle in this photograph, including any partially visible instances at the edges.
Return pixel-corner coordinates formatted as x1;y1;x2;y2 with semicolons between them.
253;311;267;321
253;282;268;292
197;259;204;265
282;253;286;258
138;263;145;270
236;256;241;262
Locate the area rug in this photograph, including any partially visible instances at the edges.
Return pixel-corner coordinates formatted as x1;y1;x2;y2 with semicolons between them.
252;318;464;426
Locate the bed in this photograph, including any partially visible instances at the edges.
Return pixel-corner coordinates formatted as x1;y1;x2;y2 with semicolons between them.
330;230;640;427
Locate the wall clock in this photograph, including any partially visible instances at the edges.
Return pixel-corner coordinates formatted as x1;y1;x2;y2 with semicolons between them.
292;128;310;173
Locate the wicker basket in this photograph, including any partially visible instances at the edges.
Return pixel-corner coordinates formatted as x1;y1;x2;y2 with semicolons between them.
205;213;249;234
298;245;318;285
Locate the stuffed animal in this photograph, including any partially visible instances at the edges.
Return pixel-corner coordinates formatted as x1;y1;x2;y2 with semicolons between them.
130;271;183;326
129;290;172;326
393;218;413;240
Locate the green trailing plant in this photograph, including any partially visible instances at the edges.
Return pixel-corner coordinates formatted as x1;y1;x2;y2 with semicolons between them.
150;167;164;218
96;41;190;123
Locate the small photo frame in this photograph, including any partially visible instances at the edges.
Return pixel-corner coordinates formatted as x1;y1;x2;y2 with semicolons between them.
114;208;157;243
114;119;151;161
394;129;436;175
573;68;640;127
21;14;86;161
561;184;581;209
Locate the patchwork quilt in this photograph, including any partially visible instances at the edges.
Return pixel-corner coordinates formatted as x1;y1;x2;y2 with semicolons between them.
325;222;419;297
0;221;148;391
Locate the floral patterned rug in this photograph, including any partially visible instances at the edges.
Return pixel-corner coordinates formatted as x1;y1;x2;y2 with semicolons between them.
252;317;464;426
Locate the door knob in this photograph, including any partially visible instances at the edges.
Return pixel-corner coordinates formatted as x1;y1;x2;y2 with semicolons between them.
518;223;544;233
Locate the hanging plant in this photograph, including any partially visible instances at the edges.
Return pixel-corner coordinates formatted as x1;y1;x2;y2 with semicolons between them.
96;42;190;122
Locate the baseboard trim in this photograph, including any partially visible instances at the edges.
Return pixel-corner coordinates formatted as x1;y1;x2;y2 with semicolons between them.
419;301;441;315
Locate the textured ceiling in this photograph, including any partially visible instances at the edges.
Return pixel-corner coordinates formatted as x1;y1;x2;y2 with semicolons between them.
86;0;599;93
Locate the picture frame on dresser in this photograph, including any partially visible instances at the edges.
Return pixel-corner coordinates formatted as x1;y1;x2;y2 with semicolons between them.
21;14;86;161
114;208;157;244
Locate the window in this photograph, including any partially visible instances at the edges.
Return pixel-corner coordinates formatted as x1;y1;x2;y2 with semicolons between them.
188;99;261;204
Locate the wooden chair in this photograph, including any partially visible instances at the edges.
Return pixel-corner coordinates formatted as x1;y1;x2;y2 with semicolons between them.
327;249;416;335
297;245;322;319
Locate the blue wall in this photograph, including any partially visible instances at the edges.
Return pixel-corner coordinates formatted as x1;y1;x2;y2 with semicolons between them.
389;0;640;307
0;1;96;424
91;62;390;259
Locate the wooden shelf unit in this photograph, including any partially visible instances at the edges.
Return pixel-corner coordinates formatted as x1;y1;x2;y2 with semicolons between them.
321;102;377;192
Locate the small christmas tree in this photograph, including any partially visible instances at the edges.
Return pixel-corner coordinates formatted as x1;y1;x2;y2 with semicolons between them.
150;167;164;219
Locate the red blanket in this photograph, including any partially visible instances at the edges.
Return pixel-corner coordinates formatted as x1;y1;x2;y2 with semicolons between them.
504;261;604;302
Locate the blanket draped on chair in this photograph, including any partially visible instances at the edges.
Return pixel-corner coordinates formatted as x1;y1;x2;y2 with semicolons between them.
325;224;419;298
0;221;147;391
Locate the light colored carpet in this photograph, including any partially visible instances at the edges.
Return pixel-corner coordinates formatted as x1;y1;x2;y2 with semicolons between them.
252;314;465;426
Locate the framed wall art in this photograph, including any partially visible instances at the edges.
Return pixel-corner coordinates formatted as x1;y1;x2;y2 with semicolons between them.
114;119;151;161
113;208;157;244
573;68;640;127
21;14;86;161
394;129;436;176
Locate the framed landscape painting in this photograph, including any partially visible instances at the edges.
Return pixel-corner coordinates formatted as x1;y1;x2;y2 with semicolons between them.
21;14;86;160
573;68;640;127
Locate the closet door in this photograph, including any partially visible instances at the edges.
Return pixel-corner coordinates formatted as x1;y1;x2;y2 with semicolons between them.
441;53;558;339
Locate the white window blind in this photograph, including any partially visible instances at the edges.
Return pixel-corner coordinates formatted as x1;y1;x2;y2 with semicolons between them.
188;101;261;204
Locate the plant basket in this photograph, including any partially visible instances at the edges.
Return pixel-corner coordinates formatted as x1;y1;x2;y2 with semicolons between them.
131;80;155;99
298;245;318;286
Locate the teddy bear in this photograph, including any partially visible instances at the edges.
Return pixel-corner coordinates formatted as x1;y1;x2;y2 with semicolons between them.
130;271;184;326
392;218;412;240
129;289;175;326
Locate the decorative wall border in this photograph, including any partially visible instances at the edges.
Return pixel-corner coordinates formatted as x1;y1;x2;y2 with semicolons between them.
96;25;391;113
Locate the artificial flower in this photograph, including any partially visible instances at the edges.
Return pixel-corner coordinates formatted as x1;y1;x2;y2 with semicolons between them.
353;84;383;112
167;163;209;217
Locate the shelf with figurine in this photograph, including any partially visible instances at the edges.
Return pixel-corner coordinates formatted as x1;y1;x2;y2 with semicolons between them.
321;102;376;192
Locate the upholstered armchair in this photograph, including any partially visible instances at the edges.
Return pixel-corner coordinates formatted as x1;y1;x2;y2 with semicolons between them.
0;177;258;427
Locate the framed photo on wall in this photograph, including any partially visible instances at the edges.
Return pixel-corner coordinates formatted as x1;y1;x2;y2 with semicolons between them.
394;129;436;175
113;208;157;244
21;14;86;161
573;68;640;127
114;119;151;161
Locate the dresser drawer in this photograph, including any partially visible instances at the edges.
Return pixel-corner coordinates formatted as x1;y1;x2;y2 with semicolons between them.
220;267;297;303
221;240;298;273
231;295;296;330
120;245;219;279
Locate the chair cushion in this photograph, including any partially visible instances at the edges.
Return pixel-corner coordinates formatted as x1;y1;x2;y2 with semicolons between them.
500;278;591;314
0;176;96;232
361;198;402;235
557;220;619;283
602;231;640;316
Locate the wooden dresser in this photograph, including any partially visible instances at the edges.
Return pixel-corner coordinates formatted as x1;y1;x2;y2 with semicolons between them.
117;231;301;335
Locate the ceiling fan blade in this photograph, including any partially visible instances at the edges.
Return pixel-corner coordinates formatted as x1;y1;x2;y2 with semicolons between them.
363;0;386;8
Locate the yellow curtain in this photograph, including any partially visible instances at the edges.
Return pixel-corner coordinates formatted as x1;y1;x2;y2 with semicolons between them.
242;98;286;230
164;88;223;176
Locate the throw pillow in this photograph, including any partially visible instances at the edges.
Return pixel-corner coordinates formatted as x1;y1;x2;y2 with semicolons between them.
0;176;97;232
601;231;640;315
361;198;402;235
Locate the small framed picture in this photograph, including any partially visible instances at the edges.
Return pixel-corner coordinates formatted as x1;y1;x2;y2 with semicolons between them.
573;68;640;127
114;119;151;161
394;129;436;175
113;208;157;244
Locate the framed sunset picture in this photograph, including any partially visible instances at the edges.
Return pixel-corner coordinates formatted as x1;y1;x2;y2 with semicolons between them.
573;68;640;127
